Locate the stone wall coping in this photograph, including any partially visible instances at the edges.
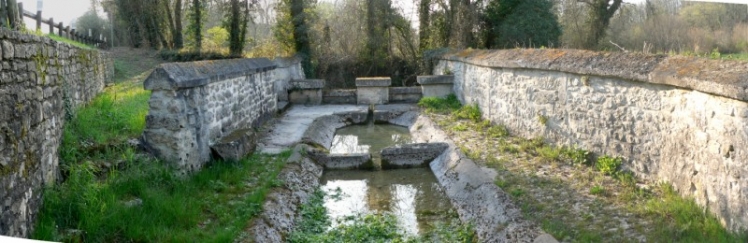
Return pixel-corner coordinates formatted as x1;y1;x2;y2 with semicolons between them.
290;79;325;89
417;75;454;85
144;58;277;90
439;49;748;101
355;77;392;87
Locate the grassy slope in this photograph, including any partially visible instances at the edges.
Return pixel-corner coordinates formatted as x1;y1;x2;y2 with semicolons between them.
33;48;289;242
419;95;747;243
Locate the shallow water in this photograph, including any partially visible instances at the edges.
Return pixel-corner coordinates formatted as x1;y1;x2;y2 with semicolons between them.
321;125;455;236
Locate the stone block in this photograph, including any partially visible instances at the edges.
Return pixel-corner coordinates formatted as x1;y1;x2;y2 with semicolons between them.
300;115;347;150
380;142;448;169
308;152;374;170
210;129;257;161
356;77;391;105
417;75;454;98
289;79;324;106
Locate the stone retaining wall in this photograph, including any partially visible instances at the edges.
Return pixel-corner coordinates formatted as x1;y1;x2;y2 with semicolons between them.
142;58;302;173
436;49;748;231
0;29;114;237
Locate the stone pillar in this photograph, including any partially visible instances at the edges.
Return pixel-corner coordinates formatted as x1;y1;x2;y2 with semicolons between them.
289;79;325;105
356;77;391;105
417;75;454;98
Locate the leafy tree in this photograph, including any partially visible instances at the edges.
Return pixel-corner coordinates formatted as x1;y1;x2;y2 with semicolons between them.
187;0;206;51
275;0;315;76
485;0;561;48
579;0;624;49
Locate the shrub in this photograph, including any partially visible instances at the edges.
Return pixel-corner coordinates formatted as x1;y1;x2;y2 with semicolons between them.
596;156;622;175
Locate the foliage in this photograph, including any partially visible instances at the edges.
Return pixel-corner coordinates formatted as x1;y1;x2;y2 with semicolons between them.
205;26;229;51
484;0;561;48
596;155;622;176
186;0;207;51
158;49;235;62
641;184;748;242
561;146;591;165
75;10;108;43
418;94;462;114
33;152;288;242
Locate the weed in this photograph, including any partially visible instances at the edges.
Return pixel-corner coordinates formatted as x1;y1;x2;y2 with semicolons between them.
487;125;509;138
453;104;482;122
561;146;591;166
596;156;622;176
510;188;525;197
33;153;289;242
452;123;469;131
590;185;606;195
536;145;561;162
418;94;462;114
537;114;549;126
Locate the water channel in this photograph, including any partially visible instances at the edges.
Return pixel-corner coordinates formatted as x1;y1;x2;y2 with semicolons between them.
320;124;456;236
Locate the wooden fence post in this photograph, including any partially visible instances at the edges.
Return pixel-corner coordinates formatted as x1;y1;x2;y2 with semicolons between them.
58;22;63;36
48;17;54;34
15;2;22;29
35;10;41;30
0;0;7;28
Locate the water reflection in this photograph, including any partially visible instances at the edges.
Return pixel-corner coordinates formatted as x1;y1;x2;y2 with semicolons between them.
321;169;455;236
329;124;412;155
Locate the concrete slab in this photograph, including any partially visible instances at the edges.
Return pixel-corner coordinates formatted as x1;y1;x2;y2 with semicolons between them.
258;105;368;154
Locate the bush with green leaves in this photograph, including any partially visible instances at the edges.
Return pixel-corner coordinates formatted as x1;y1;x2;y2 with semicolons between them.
596;155;622;175
484;0;561;48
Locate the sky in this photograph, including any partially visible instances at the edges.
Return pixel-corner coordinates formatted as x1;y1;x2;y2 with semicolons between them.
18;0;98;31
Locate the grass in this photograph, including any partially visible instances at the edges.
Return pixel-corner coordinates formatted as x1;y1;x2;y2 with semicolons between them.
418;95;748;242
33;153;289;242
59;64;152;169
34;48;291;242
287;188;477;243
47;33;96;50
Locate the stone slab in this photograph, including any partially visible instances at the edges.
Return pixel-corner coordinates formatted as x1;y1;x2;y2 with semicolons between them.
380;143;448;170
258;105;368;154
417;75;454;85
357;86;389;105
290;79;325;89
210;128;257;161
373;104;419;123
144;58;276;90
308;151;374;170
300;115;348;151
355;77;391;87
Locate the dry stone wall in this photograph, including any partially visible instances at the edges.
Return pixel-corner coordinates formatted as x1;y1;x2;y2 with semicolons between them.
436;49;748;232
0;29;113;237
142;58;302;173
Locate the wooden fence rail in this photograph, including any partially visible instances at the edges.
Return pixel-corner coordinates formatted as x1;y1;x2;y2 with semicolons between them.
1;1;108;49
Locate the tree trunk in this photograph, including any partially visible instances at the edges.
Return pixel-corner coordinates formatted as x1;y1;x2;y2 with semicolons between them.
174;0;183;48
228;0;241;56
291;0;312;76
418;0;430;52
583;0;623;49
193;0;202;52
164;0;176;49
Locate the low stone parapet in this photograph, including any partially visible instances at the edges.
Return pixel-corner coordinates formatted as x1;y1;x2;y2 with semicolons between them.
323;89;357;104
417;75;454;98
289;79;325;105
142;58;301;173
389;87;422;103
356;77;391;105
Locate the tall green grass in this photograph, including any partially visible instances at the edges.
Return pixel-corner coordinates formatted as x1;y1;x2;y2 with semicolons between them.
47;33;95;50
33;152;289;242
59;80;151;167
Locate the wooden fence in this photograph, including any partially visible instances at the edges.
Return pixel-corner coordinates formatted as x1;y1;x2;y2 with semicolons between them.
1;1;108;48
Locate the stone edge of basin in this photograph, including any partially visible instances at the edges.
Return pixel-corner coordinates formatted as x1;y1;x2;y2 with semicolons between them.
241;144;324;242
144;58;277;90
408;114;557;243
380;142;449;170
439;49;748;102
